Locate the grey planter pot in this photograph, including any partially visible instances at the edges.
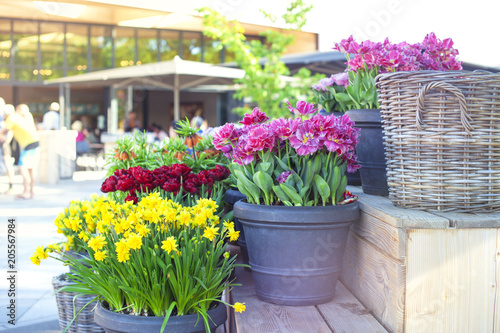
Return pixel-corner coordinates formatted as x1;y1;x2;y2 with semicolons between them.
94;302;226;333
65;250;90;273
346;109;389;196
224;189;249;268
233;200;359;306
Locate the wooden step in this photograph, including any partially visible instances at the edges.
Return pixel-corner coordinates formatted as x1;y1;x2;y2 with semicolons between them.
232;264;388;333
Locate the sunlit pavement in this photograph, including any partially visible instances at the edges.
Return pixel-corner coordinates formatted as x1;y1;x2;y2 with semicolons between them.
0;171;107;332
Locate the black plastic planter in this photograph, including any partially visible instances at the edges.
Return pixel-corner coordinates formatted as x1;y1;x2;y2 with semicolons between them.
234;200;359;306
94;302;227;333
224;189;249;268
346;109;389;196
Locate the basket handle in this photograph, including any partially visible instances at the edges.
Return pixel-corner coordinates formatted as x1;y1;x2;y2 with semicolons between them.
416;81;473;134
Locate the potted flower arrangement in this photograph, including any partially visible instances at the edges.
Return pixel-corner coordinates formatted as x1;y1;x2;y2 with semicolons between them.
30;197;105;333
32;194;246;333
212;105;360;306
330;32;462;196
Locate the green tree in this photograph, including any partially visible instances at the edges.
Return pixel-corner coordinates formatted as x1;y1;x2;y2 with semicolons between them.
199;0;324;119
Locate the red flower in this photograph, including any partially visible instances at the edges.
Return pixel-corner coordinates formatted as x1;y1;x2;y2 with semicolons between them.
100;175;118;193
124;195;138;204
198;170;215;187
153;165;170;177
169;164;192;179
162;178;181;195
130;166;154;184
116;177;137;192
114;168;130;178
152;173;169;188
208;165;230;182
182;173;202;194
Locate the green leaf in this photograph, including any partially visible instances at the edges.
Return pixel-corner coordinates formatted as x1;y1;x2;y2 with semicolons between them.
280;183;302;206
253;171;273;204
273;185;290;204
335;92;352;103
235;169;260;204
335;175;348;204
298;185;310;199
291;171;303;190
301;159;314;188
258;162;271;172
313;175;331;206
329;166;341;200
274;155;291;171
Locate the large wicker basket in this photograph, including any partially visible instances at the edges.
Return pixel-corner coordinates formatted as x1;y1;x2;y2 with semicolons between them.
52;274;104;333
375;70;500;212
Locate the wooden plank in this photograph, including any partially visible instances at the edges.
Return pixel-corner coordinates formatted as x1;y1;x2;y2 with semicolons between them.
317;282;388;333
350;212;405;260
405;229;497;333
233;266;331;333
496;230;500;333
351;189;449;229
341;231;406;333
433;211;500;228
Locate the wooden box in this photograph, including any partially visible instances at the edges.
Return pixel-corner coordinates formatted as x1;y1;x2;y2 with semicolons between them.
341;189;500;333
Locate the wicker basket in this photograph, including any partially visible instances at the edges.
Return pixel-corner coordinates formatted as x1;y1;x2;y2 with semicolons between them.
375;70;500;212
52;274;104;333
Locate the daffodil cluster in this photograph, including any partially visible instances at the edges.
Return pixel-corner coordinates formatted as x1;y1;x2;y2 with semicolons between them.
32;193;244;330
79;193;239;264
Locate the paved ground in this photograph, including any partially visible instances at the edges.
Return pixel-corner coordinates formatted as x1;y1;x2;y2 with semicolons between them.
0;170;107;332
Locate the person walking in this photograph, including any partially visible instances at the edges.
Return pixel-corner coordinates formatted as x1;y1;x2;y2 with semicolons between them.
0;104;39;199
1;104;15;192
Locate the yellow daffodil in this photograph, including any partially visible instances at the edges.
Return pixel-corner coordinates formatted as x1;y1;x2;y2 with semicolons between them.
233;302;246;313
94;251;107;261
115;239;130;263
203;226;219;241
135;223;150;237
228;229;240;242
30;254;41;266
223;221;235;230
35;246;49;260
88;235;106;252
126;233;143;250
78;231;89;242
161;236;178;254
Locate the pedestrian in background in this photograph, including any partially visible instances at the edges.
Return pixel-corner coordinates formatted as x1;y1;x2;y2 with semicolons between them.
1;104;15;193
40;102;60;130
0;104;39;199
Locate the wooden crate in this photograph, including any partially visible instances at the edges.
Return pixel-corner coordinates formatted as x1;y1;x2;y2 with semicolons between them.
341;189;500;333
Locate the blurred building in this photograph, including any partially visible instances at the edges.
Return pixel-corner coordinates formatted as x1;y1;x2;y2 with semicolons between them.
0;1;318;131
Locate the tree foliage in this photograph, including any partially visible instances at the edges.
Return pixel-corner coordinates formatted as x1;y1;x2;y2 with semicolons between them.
199;0;324;119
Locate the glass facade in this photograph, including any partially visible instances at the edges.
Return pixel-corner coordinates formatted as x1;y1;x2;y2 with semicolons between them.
66;24;88;76
0;18;263;83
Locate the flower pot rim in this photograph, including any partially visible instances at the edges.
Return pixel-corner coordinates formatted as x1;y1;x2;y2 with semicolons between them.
345;108;380;112
95;300;227;332
235;198;359;209
233;199;359;226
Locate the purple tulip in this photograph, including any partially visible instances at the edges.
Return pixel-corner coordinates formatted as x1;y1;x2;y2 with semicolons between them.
286;100;317;116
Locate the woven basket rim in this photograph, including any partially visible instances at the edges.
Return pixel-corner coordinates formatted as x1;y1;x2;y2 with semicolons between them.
375;69;500;85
